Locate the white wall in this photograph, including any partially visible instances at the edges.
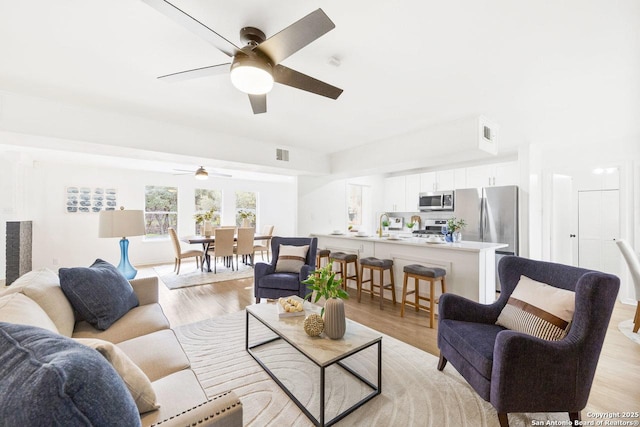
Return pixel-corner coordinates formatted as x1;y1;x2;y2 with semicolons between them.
0;91;331;176
1;151;297;278
532;135;640;303
298;175;385;237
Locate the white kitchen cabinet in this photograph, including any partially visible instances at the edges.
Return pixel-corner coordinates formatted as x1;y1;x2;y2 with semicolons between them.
419;172;437;192
435;170;455;191
453;168;467;189
465;161;519;188
419;170;459;192
384;174;420;211
384;176;406;211
405;174;420;211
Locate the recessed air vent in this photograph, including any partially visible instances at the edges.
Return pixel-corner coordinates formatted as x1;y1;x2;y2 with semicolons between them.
276;148;289;162
478;116;498;155
483;125;493;142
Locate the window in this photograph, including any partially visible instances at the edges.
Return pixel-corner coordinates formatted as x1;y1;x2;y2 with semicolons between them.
235;191;256;227
144;185;177;239
195;188;222;234
347;184;363;227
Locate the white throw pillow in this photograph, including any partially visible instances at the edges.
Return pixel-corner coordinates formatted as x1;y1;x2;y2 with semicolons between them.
0;293;59;333
275;245;309;273
1;269;75;337
75;338;159;414
496;275;575;341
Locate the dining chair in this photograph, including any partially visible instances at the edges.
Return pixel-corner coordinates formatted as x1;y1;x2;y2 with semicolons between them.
210;228;235;273
253;225;275;262
168;227;201;274
234;227;255;269
616;240;640;333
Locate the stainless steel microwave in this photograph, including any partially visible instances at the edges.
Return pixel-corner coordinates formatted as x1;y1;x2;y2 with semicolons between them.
419;191;454;211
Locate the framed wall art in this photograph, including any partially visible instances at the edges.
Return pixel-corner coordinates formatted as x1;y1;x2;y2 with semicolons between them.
65;187;117;213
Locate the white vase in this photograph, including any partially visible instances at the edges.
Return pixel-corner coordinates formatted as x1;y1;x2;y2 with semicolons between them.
453;231;462;242
323;298;346;339
203;220;213;237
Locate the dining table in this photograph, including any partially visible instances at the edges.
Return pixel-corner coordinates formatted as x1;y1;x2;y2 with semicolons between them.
181;234;271;272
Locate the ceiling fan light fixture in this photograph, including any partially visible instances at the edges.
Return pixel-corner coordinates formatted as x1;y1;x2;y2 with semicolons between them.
230;55;274;95
194;166;209;180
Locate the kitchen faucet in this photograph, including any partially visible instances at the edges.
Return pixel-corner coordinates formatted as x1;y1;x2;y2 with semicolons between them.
379;213;390;237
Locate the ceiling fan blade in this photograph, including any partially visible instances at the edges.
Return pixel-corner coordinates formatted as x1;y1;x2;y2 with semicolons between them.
173;168;232;177
273;65;343;100
158;63;231;82
209;172;232;178
248;94;267;114
142;0;240;57
256;9;335;64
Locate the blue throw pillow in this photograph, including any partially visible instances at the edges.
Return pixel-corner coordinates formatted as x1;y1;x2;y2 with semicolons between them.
0;322;141;426
59;259;139;330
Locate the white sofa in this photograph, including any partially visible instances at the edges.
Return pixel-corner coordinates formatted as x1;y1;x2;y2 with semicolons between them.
0;268;242;427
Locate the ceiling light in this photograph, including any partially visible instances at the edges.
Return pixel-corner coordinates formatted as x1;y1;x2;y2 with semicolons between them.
195;166;208;180
230;55;274;95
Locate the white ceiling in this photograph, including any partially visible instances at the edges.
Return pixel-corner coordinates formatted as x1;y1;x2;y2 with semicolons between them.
0;0;639;174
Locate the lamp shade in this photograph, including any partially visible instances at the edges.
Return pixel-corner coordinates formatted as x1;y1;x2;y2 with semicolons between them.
99;209;145;238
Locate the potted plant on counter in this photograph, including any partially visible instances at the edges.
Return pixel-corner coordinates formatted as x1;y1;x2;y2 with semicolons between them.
446;217;466;242
303;262;349;339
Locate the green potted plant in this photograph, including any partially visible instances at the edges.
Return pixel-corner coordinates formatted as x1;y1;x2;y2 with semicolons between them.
303;262;349;339
446;217;466;242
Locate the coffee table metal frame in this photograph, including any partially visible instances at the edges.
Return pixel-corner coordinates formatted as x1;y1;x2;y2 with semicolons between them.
245;306;382;427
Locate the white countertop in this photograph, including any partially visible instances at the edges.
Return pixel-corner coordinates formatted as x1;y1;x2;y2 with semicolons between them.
313;233;508;252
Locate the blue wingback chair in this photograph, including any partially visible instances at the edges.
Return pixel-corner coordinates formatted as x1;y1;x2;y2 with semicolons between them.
437;256;619;427
254;236;317;303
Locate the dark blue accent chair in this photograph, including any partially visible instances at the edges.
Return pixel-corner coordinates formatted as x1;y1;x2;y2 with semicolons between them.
437;256;619;427
254;236;317;303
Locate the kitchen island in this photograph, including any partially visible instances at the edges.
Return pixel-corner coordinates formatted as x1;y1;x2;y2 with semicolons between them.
313;233;508;304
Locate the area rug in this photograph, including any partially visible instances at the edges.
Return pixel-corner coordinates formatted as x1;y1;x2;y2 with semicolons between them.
154;261;254;290
618;319;640;345
176;311;567;426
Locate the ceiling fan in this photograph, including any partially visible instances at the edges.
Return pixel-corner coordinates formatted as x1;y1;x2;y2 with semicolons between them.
142;0;344;114
173;166;232;180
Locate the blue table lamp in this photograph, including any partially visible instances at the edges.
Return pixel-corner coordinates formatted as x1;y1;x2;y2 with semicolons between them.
98;207;145;279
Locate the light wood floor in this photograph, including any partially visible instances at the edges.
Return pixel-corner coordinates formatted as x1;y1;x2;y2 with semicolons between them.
140;264;640;417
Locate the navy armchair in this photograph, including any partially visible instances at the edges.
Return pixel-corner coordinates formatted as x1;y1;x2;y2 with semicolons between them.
437;256;619;427
254;236;317;303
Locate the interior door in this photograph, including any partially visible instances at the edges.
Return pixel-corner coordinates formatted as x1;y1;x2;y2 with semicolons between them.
578;190;621;276
551;174;573;265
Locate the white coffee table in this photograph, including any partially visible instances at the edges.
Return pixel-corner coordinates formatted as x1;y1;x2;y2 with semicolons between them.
245;301;382;426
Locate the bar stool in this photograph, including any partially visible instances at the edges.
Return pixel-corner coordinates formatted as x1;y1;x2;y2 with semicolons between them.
401;264;447;328
316;249;331;269
329;252;359;290
358;257;396;310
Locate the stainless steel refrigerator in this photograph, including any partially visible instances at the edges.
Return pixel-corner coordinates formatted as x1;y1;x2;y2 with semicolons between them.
454;185;519;290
